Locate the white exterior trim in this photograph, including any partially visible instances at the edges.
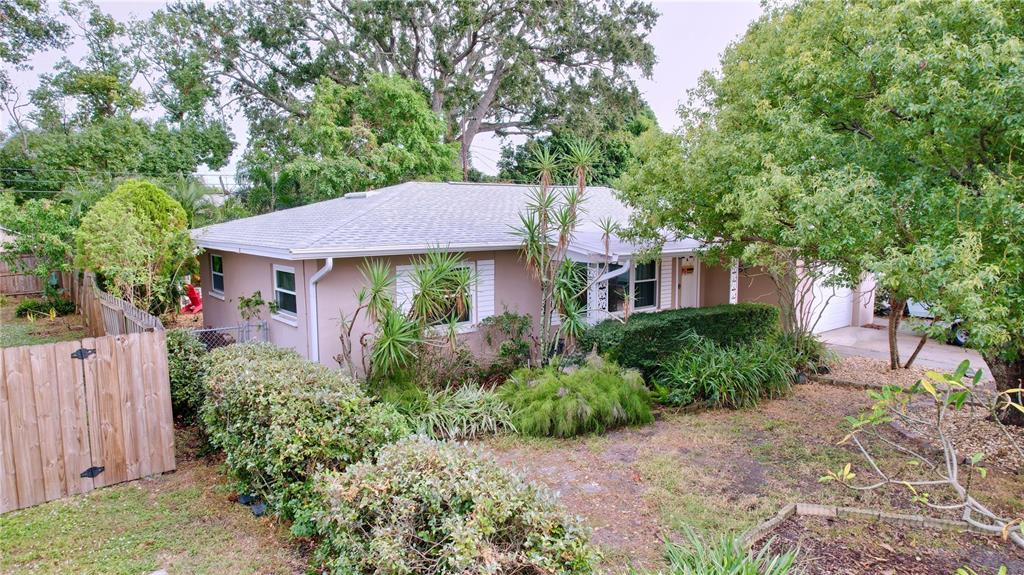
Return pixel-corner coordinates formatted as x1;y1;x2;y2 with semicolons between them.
272;263;298;325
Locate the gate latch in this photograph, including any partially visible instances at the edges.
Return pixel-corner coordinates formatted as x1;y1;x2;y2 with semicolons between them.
70;348;96;360
80;466;104;478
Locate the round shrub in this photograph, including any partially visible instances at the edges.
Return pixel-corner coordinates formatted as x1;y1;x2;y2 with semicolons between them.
314;436;598;574
201;343;409;535
165;329;207;423
499;355;653;438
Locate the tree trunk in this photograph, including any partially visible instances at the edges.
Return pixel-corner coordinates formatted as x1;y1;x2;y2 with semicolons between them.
887;295;906;370
987;356;1024;427
903;318;937;369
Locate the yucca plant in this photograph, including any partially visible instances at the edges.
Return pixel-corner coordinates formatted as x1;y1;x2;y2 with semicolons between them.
513;139;604;363
370;306;420;378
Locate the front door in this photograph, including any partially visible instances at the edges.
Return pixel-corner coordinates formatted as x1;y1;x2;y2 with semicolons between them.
677;256;699;308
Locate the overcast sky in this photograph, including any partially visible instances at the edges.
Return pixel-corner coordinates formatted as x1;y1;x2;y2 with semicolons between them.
8;0;764;176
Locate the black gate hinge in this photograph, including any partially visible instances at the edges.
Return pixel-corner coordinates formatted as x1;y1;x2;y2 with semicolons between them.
80;466;104;478
70;348;96;360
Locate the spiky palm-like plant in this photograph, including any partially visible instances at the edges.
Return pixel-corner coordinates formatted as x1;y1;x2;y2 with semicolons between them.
514;139;603;362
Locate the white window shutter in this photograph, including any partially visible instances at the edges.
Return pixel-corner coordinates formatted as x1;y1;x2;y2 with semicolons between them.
659;256;673;309
475;259;495;322
395;265;415;314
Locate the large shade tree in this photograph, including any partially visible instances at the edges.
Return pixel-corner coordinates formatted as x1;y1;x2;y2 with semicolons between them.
618;0;1024;422
241;75;458;211
152;0;658;177
1;1;233;197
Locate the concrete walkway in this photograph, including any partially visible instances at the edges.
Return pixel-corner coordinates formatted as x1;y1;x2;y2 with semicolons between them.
819;321;990;378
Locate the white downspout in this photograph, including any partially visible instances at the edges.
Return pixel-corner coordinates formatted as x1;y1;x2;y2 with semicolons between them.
307;257;334;363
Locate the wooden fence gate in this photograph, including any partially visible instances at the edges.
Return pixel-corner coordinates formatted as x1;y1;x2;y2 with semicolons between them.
0;331;175;513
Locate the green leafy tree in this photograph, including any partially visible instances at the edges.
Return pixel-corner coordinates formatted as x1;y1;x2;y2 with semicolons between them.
618;0;1024;382
0;1;233;197
499;108;658;186
74;179;192;313
0;193;76;296
155;0;657;177
0;0;67;91
255;75;458;209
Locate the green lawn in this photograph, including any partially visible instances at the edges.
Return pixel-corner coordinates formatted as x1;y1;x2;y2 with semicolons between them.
0;433;305;574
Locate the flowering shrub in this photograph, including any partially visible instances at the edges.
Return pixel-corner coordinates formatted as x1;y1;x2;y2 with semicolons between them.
313;436;597;574
201;343;409;535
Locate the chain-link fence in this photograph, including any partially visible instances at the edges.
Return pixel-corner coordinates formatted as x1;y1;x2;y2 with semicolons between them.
190;322;269;351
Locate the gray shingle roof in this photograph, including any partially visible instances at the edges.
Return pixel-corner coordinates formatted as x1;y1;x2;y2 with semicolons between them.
191;181;642;259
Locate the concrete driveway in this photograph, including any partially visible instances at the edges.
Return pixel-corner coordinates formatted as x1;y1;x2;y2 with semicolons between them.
819;320;991;378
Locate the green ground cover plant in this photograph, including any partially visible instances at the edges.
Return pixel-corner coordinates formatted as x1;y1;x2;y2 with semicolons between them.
499;355;653;437
14;297;75;317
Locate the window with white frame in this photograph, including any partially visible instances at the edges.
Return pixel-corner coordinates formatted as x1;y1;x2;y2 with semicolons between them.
210;254;225;294
273;265;297;316
633;261;658;309
607;261;658;312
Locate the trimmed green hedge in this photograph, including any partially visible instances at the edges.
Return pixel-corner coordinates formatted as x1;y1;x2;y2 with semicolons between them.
577;303;780;376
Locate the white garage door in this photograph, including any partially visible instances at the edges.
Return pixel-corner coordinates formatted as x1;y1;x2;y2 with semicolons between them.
808;280;853;334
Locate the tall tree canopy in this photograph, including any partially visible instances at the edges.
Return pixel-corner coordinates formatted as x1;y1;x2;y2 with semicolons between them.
241;75;458;211
0;0;67;91
498;107;658;186
618;0;1024;416
155;0;658;176
1;1;233;197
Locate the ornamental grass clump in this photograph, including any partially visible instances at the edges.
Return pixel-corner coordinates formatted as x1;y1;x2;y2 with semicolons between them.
656;334;796;409
201;343;409;535
313;436;598;575
499;355;653;438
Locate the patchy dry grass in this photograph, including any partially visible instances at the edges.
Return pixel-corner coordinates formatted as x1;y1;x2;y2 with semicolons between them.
0;299;85;348
0;430;305;575
485;383;1024;573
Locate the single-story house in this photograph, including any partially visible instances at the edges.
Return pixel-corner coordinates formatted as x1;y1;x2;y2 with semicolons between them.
192;181;874;368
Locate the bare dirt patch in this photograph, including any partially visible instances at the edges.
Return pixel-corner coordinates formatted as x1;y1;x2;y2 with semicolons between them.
484;384;1023;573
755;515;1024;575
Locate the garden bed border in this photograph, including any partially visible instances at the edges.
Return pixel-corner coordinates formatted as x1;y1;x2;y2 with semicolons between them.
740;502;995;548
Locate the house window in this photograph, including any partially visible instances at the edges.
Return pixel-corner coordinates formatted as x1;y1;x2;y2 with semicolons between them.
210;254;224;294
273;265;297;316
608;264;628;312
426;262;473;326
634;261;658;309
607;261;657;312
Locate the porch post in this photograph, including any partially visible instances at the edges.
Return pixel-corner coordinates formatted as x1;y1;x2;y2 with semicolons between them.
587;263;609;324
729;259;739;304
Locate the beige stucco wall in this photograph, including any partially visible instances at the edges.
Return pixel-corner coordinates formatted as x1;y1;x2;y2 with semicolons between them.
312;250;542;371
699;262;731;307
200;249;543;369
199;251;311;356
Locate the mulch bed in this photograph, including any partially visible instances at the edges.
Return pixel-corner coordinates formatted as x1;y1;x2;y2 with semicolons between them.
754;515;1024;575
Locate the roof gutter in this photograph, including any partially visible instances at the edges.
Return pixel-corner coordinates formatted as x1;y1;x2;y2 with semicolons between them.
307;258;334;363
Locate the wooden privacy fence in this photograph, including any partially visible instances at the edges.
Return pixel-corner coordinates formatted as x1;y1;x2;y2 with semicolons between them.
70;272;164;337
0;331;176;513
0;257;44;296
